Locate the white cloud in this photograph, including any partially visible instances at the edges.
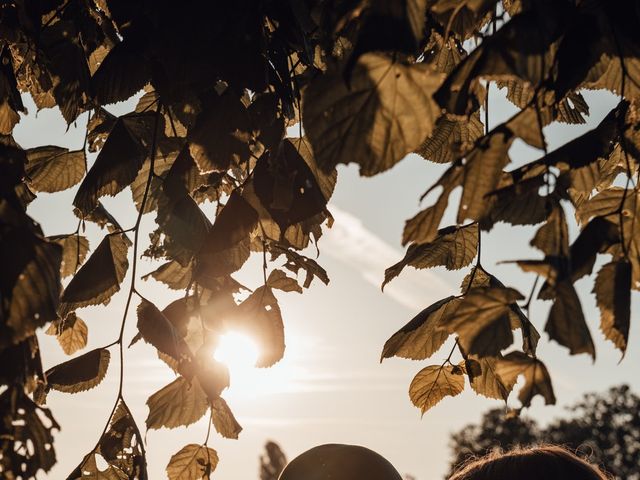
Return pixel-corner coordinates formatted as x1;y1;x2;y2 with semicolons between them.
320;204;453;311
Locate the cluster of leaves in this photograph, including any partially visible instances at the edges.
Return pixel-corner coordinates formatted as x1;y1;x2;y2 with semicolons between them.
376;0;640;416
447;385;640;480
1;0;640;478
2;1;336;477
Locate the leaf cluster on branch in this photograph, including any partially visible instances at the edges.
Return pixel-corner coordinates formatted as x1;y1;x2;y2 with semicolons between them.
1;0;639;478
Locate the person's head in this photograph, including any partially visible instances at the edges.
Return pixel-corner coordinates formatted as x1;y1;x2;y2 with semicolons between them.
278;443;403;480
449;445;608;480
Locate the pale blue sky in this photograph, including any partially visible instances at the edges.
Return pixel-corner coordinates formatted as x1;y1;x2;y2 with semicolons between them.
17;86;640;480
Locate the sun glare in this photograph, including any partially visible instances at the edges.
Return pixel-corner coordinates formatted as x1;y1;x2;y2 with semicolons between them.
214;332;260;371
212;330;305;400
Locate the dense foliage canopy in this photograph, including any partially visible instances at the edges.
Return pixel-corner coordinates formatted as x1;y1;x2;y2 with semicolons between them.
1;0;639;478
448;385;640;480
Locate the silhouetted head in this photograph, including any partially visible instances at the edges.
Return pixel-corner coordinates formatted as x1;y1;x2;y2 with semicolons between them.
449;445;608;480
278;444;403;480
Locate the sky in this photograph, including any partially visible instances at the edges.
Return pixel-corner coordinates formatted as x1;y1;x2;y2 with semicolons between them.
16;85;640;480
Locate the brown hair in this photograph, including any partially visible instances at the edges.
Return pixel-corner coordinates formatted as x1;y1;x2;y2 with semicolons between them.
449;445;609;480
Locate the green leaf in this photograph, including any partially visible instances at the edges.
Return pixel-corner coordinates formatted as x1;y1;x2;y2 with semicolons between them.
409;365;465;414
304;52;443;176
494;352;556;407
237;286;285;368
445;286;523;357
25;146;85;193
46;348;110;393
384;223;478;288
46;312;88;355
59;234;129;314
166;444;218;480
49;234;90;278
593;261;631;355
381;296;458;361
267;269;302;294
211;396;243;440
146;377;209;430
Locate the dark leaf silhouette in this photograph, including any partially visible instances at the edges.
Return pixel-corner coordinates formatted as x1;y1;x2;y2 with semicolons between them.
545;281;595;359
68;400;147;479
74;113;156;215
0;387;59;478
59;234;129;314
46;348;110;393
593;261;631;355
136;299;189;362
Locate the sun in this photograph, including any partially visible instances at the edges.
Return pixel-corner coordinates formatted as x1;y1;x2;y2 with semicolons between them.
214;332;260;372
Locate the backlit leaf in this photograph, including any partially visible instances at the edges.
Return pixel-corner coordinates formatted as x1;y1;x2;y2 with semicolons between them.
445;286;523;357
304;53;444;176
211;396;243;440
267;269;302;294
384;223;478;288
416;113;483;164
237;286;285;368
409;365;465;414
146;377;208;430
25;147;85;193
46;313;88;356
142;260;193;290
49;234;90;278
495;351;556;407
166;444;218;480
403;164;463;245
466;355;515;401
